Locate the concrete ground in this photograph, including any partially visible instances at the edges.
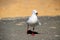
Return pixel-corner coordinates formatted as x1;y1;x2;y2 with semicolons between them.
0;16;60;40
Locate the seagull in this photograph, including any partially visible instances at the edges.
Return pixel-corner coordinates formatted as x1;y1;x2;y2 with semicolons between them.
26;10;41;35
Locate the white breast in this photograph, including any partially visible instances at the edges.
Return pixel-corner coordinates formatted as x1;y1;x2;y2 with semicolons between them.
27;15;38;24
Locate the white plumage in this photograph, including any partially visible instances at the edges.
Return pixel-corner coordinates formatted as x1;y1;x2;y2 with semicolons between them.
27;10;41;31
27;13;38;24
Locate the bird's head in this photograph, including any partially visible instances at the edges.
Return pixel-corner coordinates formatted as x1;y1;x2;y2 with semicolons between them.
32;10;38;15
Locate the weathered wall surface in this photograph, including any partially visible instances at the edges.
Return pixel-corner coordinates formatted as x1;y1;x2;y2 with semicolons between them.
0;0;60;18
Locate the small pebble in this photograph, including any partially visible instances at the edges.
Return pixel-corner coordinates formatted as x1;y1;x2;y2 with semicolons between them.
49;27;56;29
55;35;60;37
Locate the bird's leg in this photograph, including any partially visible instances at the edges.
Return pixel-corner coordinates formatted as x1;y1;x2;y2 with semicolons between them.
27;24;29;31
27;26;29;31
33;25;35;31
33;27;34;31
32;27;35;36
27;24;29;34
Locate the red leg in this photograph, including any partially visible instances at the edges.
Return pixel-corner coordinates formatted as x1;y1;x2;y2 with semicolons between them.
32;27;35;36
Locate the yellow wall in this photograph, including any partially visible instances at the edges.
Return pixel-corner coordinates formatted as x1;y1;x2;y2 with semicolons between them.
0;0;60;18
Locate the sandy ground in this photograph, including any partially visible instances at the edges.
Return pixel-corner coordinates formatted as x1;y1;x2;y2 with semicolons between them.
0;16;60;40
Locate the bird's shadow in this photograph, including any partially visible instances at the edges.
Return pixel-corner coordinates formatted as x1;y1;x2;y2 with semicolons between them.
27;30;40;34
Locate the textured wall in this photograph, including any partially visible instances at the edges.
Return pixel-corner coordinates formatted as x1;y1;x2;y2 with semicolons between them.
0;0;60;18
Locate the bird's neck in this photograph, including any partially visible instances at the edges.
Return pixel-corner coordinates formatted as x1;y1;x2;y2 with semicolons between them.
32;13;37;16
31;13;37;17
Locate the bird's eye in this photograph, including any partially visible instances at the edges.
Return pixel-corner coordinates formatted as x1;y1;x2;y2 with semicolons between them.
36;13;38;15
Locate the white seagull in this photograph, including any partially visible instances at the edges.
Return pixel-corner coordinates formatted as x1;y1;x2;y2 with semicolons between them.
26;10;41;32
